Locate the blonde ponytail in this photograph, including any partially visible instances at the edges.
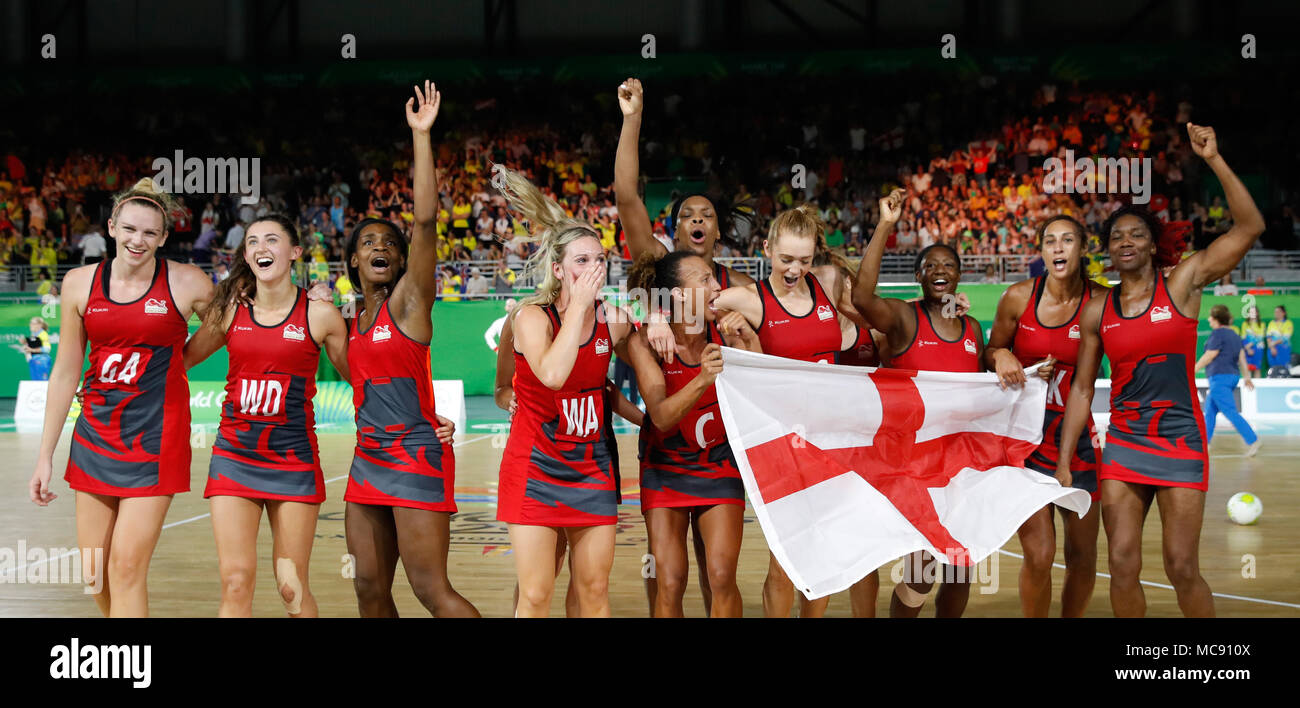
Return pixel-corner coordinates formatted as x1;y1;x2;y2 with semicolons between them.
111;177;182;231
495;166;602;307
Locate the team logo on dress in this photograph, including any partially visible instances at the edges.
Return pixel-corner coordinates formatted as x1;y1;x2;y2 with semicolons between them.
1150;306;1171;323
88;307;109;314
144;298;167;315
817;305;834;321
282;324;305;341
964;338;976;354
372;325;391;343
595;338;610;355
1068;324;1081;339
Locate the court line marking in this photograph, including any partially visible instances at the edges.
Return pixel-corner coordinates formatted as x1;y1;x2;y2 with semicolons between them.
8;432;1296;611
2;435;495;579
995;549;1300;610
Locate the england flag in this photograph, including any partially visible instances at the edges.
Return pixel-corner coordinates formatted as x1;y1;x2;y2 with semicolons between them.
714;347;1092;600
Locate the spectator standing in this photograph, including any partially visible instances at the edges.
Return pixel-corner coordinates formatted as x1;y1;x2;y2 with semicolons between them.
192;227;220;266
330;196;345;232
79;226;107;264
1240;305;1265;377
1267;305;1294;373
223;219;246;253
1194;305;1259;455
492;260;517;292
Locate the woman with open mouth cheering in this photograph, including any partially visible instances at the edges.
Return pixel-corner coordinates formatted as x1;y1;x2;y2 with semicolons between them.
1055;124;1265;617
184;212;350;617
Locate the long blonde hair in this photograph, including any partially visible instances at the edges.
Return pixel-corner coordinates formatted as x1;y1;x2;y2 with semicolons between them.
496;166;602;308
110;177;181;231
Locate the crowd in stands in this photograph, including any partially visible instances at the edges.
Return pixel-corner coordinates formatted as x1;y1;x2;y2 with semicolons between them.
4;73;1300;302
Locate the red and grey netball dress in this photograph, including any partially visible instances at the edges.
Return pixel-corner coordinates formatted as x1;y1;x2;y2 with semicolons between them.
1099;272;1208;491
638;320;743;509
498;302;618;527
1012;277;1099;499
67;258;191;496
836;325;881;367
755;274;841;363
887;301;981;372
206;288;324;503
345;299;456;512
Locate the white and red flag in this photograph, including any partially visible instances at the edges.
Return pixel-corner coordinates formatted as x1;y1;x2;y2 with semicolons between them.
714;347;1092;600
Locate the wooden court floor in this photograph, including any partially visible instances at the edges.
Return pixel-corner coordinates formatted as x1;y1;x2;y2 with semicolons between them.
2;428;1297;617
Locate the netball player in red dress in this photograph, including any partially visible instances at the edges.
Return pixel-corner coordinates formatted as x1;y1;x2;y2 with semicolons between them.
616;78;751;611
495;310;643;618
496;166;637;618
667;204;863;618
1056;124;1264;617
852;188;1006;618
29;179;214;617
616;78;756;296
184;213;349;617
985;214;1108;617
336;83;478;617
624;251;762;617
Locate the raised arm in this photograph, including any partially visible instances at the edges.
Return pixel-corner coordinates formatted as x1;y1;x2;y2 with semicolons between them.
393;80;442;314
850;189;910;338
1168;124;1265;297
1054;296;1104;489
614;78;666;261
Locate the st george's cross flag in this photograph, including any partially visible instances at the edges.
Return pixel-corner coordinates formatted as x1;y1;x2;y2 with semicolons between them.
714;347;1092;600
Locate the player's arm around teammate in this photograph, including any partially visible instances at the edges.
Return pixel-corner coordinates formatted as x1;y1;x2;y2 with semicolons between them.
617;78;755;367
624;251;760;617
498;163;637;617
984;216;1108;618
184;215;338;617
340;82;480;618
30;180;213;617
1057;125;1263;618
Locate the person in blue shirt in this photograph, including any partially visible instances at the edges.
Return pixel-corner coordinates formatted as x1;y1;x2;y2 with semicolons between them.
1195;304;1259;456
